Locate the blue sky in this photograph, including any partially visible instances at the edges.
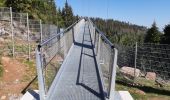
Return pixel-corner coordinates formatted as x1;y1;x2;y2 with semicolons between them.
55;0;170;30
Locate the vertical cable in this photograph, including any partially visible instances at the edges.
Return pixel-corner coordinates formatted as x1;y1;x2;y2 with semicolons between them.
106;0;109;36
88;0;89;18
107;0;109;19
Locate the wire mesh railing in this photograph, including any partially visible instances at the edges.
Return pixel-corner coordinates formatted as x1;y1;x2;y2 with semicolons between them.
88;18;118;99
36;19;81;100
42;24;59;41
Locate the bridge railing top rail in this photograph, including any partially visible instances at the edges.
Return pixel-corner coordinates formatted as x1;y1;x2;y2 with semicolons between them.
87;18;118;99
38;18;82;48
88;18;114;48
36;18;82;100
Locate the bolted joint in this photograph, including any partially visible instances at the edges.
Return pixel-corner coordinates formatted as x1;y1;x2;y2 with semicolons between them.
110;45;115;50
38;45;41;51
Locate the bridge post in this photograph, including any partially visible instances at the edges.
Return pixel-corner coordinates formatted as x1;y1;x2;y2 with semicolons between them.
36;49;46;100
63;33;67;58
72;27;75;43
92;26;95;46
109;48;118;100
93;30;96;53
97;34;101;62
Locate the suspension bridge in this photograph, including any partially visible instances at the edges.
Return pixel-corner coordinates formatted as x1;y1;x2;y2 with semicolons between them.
31;18;132;100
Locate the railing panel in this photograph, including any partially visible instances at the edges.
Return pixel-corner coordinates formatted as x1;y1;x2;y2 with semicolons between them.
41;34;64;92
36;19;82;99
40;28;74;93
99;36;114;97
88;18;118;99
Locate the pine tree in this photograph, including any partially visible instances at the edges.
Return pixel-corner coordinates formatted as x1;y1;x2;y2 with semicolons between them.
57;8;64;27
5;0;59;25
62;0;74;27
161;24;170;44
144;22;161;43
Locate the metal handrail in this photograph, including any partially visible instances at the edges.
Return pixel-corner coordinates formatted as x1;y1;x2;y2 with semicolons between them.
39;18;82;48
36;18;82;100
87;18;117;99
36;18;117;100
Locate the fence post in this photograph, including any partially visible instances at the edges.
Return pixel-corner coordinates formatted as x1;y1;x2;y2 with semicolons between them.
27;13;30;60
134;42;138;81
40;20;43;43
109;48;118;100
10;7;14;57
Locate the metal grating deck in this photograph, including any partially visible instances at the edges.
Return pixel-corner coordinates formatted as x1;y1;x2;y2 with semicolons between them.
47;21;105;100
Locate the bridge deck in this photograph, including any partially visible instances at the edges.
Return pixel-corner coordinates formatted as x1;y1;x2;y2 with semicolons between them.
48;21;105;100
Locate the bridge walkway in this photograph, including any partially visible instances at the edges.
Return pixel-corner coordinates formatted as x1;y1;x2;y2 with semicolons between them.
48;21;105;100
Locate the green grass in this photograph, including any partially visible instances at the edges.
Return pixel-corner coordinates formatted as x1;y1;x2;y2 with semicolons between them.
0;56;3;77
24;60;34;68
21;59;38;89
116;83;170;100
45;62;60;90
0;65;3;77
116;83;147;100
15;44;29;53
22;60;36;81
115;74;170;100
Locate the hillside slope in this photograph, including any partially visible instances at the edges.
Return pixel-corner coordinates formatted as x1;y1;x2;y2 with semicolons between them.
0;0;58;25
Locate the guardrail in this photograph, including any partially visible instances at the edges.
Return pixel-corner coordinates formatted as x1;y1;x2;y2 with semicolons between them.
88;18;118;99
36;18;82;100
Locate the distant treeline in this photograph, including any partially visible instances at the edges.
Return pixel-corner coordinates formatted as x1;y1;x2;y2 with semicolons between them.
0;0;78;28
1;0;170;45
91;18;147;46
91;18;170;46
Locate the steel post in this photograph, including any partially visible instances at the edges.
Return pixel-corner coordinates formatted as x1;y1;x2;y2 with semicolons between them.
97;34;101;62
109;48;118;100
27;13;30;60
36;49;46;100
10;7;14;57
40;20;43;43
134;42;138;81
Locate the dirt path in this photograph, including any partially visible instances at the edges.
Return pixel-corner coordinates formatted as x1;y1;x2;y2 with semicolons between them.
0;57;27;100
